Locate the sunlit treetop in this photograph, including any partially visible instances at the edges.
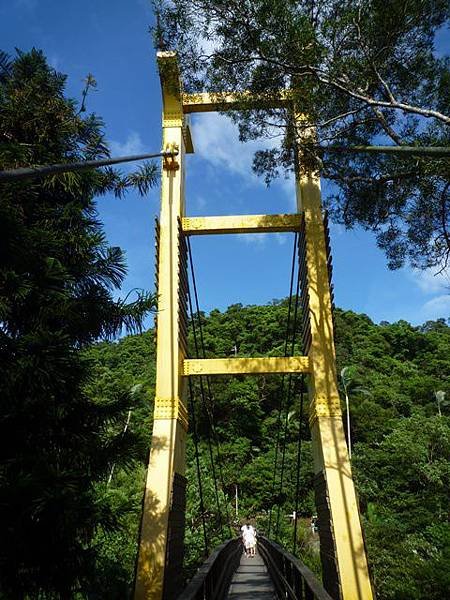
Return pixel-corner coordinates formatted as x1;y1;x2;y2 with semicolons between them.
154;0;450;271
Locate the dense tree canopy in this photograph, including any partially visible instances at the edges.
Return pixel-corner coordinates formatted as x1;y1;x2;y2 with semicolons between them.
0;49;156;597
155;0;450;270
87;301;450;600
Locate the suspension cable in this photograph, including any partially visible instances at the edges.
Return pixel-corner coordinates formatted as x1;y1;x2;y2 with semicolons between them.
187;376;209;556
275;244;302;540
267;232;298;538
186;237;233;538
292;374;305;556
203;375;233;538
186;265;224;540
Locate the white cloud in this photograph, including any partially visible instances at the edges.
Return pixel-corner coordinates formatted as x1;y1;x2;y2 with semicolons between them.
237;233;269;246
193;195;207;209
422;294;450;319
191;113;272;181
191;112;298;211
49;55;61;71
330;222;345;236
199;35;219;56
275;233;289;245
110;131;146;157
408;268;450;294
237;232;289;247
406;267;450;322
277;173;296;208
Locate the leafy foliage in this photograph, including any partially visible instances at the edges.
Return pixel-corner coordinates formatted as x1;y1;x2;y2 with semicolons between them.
87;302;450;600
154;0;450;270
0;49;156;598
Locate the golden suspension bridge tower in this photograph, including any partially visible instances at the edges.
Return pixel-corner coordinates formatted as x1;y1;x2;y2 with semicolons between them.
134;51;374;600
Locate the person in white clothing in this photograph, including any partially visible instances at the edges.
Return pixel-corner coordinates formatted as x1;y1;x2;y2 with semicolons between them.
240;522;256;557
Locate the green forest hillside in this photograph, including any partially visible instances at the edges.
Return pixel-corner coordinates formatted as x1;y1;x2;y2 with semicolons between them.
86;303;450;600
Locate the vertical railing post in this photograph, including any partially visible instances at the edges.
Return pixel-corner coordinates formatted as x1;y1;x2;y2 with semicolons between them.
296;569;303;599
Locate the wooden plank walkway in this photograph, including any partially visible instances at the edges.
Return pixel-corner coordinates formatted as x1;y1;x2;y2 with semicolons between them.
226;551;276;599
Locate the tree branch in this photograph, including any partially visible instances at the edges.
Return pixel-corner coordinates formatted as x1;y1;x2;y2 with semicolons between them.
323;170;417;185
312;69;450;125
437;183;450;271
370;106;403;145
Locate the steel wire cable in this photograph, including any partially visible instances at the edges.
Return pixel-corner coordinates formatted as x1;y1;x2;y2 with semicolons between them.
186;238;233;538
292;374;305;556
187;238;236;541
203;375;234;538
267;232;298;538
187;239;233;539
275;247;302;540
186;272;224;540
187;376;210;556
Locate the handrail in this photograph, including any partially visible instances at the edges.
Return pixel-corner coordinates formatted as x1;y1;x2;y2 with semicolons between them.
258;536;334;600
176;538;241;600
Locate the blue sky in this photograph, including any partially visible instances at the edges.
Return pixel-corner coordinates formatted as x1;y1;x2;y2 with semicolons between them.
2;0;450;326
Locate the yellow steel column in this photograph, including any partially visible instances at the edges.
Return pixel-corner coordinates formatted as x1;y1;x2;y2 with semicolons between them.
134;52;189;600
295;149;374;598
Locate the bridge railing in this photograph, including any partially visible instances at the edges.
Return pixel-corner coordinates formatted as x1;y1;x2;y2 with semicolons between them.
176;538;241;600
258;536;334;600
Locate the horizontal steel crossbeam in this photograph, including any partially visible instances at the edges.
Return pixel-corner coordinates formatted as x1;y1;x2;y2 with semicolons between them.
182;214;302;235
183;356;310;376
182;90;292;113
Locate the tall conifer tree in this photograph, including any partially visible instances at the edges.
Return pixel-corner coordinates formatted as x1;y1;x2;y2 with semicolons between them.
0;49;156;597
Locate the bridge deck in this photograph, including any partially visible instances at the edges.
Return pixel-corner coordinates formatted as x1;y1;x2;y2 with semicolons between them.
226;551;276;599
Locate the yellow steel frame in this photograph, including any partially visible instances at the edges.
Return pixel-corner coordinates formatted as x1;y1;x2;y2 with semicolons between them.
294;118;373;599
135;50;374;600
182;213;302;235
183;356;310;376
182;89;292;113
134;52;188;600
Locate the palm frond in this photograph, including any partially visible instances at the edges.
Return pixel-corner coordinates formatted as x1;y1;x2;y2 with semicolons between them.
125;161;159;196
